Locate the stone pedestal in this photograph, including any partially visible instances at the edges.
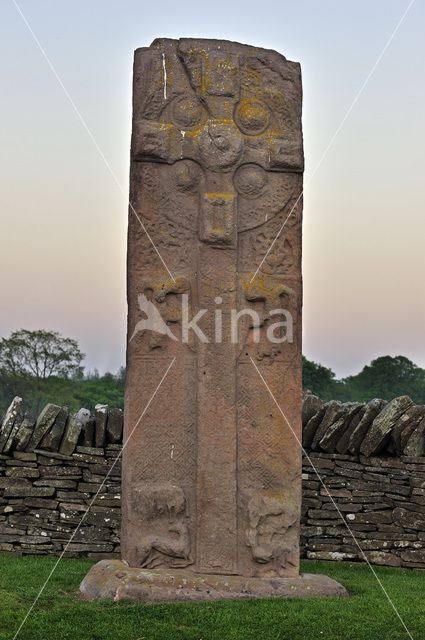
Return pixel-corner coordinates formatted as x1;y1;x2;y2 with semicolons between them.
80;37;346;602
80;560;348;602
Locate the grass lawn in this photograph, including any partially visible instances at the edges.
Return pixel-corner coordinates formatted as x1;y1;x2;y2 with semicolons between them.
0;556;424;640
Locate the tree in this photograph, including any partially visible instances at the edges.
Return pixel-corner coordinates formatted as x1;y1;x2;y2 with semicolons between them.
71;373;124;412
302;356;341;400
115;366;126;386
0;329;84;413
343;355;425;403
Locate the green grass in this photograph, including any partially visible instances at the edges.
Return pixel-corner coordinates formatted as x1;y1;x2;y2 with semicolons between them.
0;555;424;640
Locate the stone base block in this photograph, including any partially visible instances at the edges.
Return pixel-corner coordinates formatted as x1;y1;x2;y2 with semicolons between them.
79;560;348;602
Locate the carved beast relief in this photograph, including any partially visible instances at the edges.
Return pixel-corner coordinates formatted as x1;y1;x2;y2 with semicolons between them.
129;276;192;350
236;276;295;361
132;483;192;569
246;493;299;575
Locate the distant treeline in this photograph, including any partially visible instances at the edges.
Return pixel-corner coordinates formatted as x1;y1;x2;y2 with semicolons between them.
1;330;424;416
0;368;125;417
302;354;425;404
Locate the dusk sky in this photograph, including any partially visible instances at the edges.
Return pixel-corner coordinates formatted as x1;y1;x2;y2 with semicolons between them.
0;0;424;378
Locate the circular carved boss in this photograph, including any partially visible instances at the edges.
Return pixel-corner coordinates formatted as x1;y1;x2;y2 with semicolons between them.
234;163;268;198
173;159;201;192
172;160;269;199
198;122;244;172
172;96;203;129
234;99;271;136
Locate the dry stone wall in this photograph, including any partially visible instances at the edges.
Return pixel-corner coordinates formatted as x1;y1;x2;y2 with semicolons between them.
301;451;425;568
301;392;425;568
2;393;425;568
0;398;122;559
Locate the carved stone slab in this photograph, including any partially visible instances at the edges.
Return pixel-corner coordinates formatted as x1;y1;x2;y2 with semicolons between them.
122;38;303;579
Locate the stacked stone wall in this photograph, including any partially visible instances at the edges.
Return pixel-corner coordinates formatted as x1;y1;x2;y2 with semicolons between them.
2;394;425;568
0;398;122;559
301;451;425;568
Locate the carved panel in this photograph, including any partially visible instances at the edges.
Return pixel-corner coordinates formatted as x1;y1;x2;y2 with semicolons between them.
132;483;192;569
246;493;299;575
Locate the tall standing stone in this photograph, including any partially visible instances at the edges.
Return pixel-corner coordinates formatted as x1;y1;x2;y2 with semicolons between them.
123;36;303;578
81;38;346;601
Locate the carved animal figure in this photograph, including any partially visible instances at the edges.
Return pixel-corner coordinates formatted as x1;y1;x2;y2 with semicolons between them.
137;520;191;569
132;483;192;568
133;483;188;522
129;294;177;343
246;494;298;570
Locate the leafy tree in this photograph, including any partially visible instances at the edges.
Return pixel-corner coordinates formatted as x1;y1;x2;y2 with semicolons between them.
0;329;84;414
302;356;342;400
115;366;126;386
70;374;124;413
69;368;125;412
342;355;425;404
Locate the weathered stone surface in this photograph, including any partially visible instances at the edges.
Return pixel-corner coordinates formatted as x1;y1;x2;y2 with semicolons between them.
106;408;123;444
391;405;425;454
4;486;55;498
76;446;105;456
403;418;425;457
302;393;324;427
5;467;39;478
119;37;306;588
81;417;95;448
303;407;327;448
56;490;87;502
39;465;81;478
0;397;22;452
311;402;346;451
0;477;31;489
59;409;89;456
363;551;402;567
14;415;36;451
13;451;36;461
399;549;425;563
35;479;77;489
5;459;36;467
94;405;108;448
347;399;386;455
34;449;73;462
319;404;362;453
306;550;356;561
78;482;105;493
39;406;69;452
348;479;410;496
27;404;61;452
67;543;114;553
3;417;25;455
360;397;413;457
345;511;392;525
393;507;425;530
79;560;348;602
23;497;58;509
335;405;366;454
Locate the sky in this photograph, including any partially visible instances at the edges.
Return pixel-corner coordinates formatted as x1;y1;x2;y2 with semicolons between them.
0;0;424;378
